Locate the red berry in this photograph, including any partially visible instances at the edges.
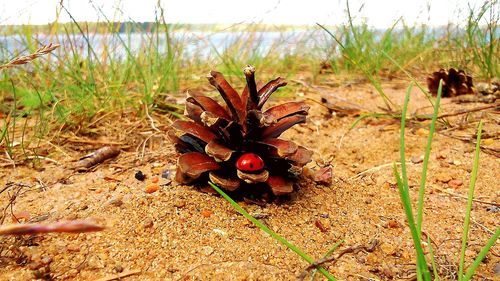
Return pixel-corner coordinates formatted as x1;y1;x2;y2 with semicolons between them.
236;153;264;172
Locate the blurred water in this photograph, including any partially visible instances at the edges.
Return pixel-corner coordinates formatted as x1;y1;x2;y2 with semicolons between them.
0;30;328;60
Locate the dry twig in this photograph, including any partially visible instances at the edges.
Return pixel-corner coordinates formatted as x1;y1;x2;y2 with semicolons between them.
0;43;60;70
74;146;121;171
0;219;104;235
298;239;379;280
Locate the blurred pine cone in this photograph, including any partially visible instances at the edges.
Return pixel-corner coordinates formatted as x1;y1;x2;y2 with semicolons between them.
169;66;312;198
426;68;475;97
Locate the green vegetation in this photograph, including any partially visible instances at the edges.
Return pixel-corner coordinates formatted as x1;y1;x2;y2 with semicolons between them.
394;82;500;281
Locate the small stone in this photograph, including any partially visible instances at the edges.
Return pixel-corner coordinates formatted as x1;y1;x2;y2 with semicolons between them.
411;156;423;164
213;228;227;236
106;195;123;207
436;172;452;183
162;168;172;179
143;219;154;229
320;213;329;218
448;179;463;189
365;198;372;204
387;220;400;229
67;244;80;252
383;267;395;279
380;243;396;255
416;128;429;136
174;199;186;208
436;152;447;160
494;263;500;276
201;246;214;256
151;176;159;184
113;265;124;273
483;138;494;145
145;184;159;194
135;171;146;181
201;210;213;218
315;219;329;233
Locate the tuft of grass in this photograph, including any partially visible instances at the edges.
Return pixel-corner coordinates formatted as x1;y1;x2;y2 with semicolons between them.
208;182;336;281
394;80;499;280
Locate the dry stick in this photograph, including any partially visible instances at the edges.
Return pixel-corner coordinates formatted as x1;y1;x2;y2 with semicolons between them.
415;103;499;120
0;220;104;235
433;186;499;207
298;240;379;280
437;132;500;158
0;43;60;69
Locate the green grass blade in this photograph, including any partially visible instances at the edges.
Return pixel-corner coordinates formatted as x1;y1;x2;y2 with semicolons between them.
463;226;500;280
416;80;442;234
208;182;336;281
427;237;441;281
400;84;412;190
393;165;431;280
458;121;483;280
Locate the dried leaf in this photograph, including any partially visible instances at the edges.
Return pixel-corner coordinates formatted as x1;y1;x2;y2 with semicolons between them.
75;146;120;171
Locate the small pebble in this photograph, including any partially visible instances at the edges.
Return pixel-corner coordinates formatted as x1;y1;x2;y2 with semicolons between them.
411;156;423;164
201;210;213;218
201;246;214;256
135;171;146;181
483;138;494;145
113;265;124;273
436;172;452;183
314;219;329;233
416;128;429;136
387;220;400;229
107;195;123;207
161;169;171;179
151;176;159;183
448;179;463;189
145;184;159;194
494;263;500;276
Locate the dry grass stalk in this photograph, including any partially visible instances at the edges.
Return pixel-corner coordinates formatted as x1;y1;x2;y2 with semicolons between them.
0;219;104;235
0;43;60;70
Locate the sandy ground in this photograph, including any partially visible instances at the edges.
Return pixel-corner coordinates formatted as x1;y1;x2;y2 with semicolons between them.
0;77;498;280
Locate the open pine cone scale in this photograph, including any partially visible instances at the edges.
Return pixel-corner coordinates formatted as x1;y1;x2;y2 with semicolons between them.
169;66;312;196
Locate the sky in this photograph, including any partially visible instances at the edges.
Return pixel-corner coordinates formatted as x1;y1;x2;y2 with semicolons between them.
0;0;491;28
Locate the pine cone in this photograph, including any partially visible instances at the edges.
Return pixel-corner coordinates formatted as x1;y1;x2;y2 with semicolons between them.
426;68;475;97
168;66;312;198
